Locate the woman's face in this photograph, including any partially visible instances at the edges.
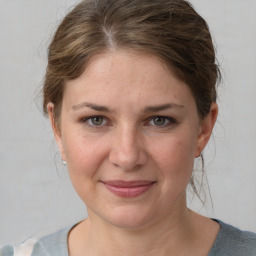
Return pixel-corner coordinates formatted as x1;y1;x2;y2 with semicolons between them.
49;50;217;229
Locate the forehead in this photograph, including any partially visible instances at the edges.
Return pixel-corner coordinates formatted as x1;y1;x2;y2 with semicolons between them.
63;50;195;109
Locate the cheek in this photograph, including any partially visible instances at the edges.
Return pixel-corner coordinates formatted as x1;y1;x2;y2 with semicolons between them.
152;135;197;181
62;132;108;178
61;133;110;202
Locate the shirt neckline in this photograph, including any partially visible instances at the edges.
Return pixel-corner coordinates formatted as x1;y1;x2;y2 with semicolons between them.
62;219;225;256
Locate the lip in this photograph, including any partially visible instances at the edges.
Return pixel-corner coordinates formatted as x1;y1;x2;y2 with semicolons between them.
101;180;156;198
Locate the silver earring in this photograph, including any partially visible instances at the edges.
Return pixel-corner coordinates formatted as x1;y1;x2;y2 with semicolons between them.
62;159;67;166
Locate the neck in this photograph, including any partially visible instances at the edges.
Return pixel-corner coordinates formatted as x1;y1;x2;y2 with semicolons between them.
91;211;192;255
70;200;198;256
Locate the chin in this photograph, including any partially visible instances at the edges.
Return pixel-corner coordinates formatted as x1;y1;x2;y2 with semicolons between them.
99;205;158;230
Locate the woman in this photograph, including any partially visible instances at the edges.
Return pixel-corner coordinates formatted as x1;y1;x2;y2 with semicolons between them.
1;0;255;255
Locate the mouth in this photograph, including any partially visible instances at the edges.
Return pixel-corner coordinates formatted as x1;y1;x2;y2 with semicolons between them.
101;180;156;198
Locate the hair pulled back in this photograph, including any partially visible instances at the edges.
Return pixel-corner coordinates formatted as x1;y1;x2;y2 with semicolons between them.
43;0;221;123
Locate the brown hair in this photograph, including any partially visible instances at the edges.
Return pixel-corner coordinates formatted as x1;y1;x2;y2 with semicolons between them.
43;0;221;123
43;0;221;201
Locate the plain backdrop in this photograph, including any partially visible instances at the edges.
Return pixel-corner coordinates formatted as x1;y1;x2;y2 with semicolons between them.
0;0;256;244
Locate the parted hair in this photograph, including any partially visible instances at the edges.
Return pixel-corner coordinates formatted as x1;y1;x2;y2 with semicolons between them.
43;0;221;124
43;0;221;201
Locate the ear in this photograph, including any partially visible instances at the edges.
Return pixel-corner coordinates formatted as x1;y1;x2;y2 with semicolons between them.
47;103;66;161
195;102;218;157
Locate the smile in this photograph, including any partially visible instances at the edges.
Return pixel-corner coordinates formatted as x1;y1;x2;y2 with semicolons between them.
101;180;156;198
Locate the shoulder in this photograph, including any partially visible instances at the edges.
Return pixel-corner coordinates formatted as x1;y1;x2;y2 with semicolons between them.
31;226;70;256
0;226;71;256
209;219;256;256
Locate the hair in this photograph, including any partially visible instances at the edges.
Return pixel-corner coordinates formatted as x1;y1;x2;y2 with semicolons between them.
43;0;221;201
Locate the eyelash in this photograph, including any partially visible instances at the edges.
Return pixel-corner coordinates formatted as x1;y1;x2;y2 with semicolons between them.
80;115;177;129
80;115;109;128
146;116;177;128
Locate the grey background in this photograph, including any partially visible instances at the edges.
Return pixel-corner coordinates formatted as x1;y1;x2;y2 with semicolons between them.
0;0;256;244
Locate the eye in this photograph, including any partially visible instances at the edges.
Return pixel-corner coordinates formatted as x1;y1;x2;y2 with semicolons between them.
152;117;167;126
147;116;177;127
82;116;107;127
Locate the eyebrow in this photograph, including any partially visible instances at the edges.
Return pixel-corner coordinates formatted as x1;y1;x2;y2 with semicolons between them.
72;102;184;112
72;102;110;112
143;103;184;112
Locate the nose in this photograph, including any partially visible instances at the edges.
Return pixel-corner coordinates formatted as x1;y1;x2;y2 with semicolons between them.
108;125;148;171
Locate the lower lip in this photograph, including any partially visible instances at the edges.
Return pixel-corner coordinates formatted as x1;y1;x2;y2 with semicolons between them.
103;183;155;198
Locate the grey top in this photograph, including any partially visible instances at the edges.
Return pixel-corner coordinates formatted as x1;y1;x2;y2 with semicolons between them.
208;219;256;256
1;219;256;256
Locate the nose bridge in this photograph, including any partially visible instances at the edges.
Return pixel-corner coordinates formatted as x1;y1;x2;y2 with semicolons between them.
119;123;137;150
109;122;147;170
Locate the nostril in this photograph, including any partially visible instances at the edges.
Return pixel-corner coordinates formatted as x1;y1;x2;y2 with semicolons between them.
109;146;148;171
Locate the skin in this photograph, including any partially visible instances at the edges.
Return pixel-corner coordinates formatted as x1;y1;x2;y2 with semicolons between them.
48;50;219;256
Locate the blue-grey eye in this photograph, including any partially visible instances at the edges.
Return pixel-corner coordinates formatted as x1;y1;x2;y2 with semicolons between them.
152;117;167;126
89;116;105;126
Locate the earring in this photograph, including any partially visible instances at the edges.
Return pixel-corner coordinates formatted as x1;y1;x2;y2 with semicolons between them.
62;159;67;166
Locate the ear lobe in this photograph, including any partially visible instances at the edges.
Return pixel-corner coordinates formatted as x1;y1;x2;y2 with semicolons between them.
195;102;218;157
47;103;66;161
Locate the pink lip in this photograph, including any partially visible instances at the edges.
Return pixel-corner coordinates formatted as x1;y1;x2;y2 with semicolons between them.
101;180;156;198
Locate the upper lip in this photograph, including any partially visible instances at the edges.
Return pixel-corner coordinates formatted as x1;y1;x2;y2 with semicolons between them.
101;180;156;187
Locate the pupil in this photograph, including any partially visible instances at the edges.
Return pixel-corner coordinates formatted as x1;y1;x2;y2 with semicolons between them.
154;117;165;125
92;117;103;125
